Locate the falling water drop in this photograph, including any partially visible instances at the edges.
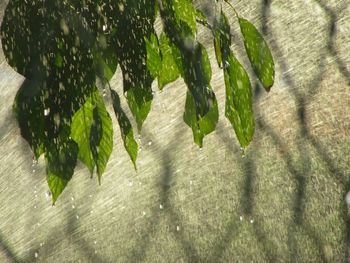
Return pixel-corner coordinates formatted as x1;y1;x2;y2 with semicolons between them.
102;88;107;97
44;108;50;116
250;219;254;224
45;191;51;201
34;252;38;258
142;211;146;216
239;215;243;221
159;204;163;209
240;147;246;158
176;226;180;231
76;214;79;220
148;141;152;146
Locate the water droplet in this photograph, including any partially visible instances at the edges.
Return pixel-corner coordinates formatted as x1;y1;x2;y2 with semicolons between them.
128;181;133;187
224;60;230;69
102;25;107;31
71;196;75;201
190;180;193;185
40;242;43;247
250;219;254;224
76;214;79;219
89;194;92;198
345;191;350;205
93;228;96;232
34;205;37;209
34;252;38;258
239;215;243;221
142;211;146;216
148;141;152;146
159;204;163;209
72;204;75;209
44;108;50;116
94;240;97;245
102;88;107;97
240;147;246;158
45;191;51;200
176;226;180;231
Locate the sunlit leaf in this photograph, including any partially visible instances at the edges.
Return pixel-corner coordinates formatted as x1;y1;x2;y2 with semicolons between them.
145;33;162;78
239;18;275;91
71;91;113;182
173;0;197;35
111;90;138;169
224;53;255;147
216;12;255;148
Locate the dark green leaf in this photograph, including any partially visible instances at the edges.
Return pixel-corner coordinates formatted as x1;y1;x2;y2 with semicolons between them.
223;53;255;147
215;12;255;148
239;18;275;91
46;139;78;204
182;44;219;147
115;1;156;131
111;90;138;169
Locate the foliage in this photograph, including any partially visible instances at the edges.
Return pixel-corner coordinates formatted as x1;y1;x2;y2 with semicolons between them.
0;0;275;203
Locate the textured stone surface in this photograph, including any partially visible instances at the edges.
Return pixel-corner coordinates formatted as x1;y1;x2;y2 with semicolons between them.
0;1;349;262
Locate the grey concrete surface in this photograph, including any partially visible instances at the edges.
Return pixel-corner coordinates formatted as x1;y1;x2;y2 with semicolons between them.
0;0;350;262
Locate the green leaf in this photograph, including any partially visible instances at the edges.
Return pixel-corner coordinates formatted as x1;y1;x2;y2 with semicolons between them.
111;90;138;169
145;33;162;78
71;91;113;182
158;33;181;89
223;53;255;147
183;91;219;147
239;18;275;91
46;139;78;204
126;87;153;132
114;1;156;131
173;0;197;36
182;44;219;147
215;12;255;148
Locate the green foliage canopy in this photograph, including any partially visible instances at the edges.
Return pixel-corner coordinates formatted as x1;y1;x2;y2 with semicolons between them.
0;0;275;203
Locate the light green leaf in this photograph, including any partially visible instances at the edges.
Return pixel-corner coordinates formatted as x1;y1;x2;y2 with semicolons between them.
71;91;113;182
158;33;181;89
145;33;162;78
173;0;197;35
239;18;275;91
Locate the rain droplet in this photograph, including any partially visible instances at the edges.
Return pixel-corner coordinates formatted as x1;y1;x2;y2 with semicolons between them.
224;60;230;69
345;191;350;205
72;204;75;209
159;204;163;209
240;147;246;158
148;141;152;146
102;88;107;97
239;215;243;221
34;252;38;258
94;240;97;245
250;219;254;224
40;242;43;247
176;226;180;231
128;181;133;187
190;180;193;185
102;25;107;31
76;214;79;219
45;191;51;200
142;211;146;216
44;108;50;116
71;196;75;201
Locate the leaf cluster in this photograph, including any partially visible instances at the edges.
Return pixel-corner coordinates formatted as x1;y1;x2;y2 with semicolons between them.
0;0;274;203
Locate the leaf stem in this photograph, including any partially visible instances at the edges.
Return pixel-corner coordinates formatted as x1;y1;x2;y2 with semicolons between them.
223;0;239;18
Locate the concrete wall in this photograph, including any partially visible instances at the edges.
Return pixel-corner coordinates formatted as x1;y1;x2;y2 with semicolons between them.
0;1;350;262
